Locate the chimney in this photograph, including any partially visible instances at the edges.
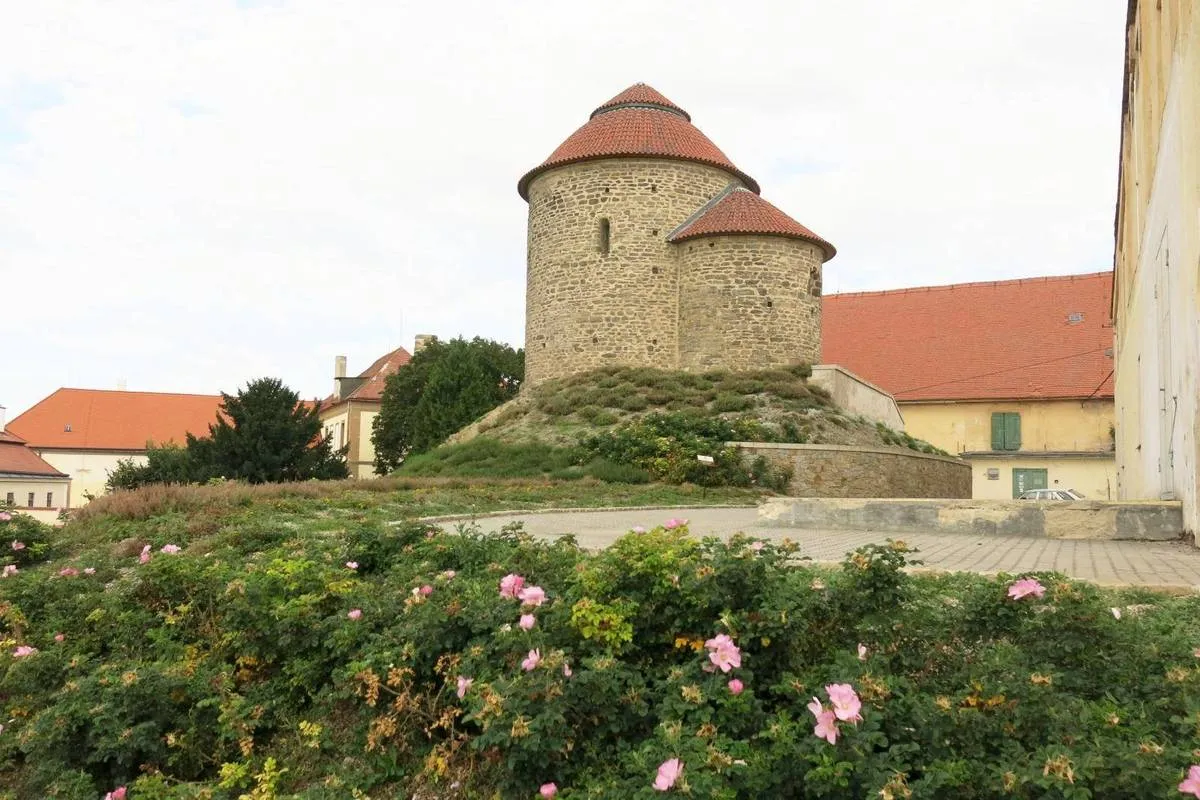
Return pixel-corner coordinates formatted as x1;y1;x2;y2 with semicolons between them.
0;405;6;432
116;378;127;391
414;334;435;354
333;355;347;400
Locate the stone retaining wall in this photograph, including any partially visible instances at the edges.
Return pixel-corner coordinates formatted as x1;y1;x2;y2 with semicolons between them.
758;497;1184;541
733;442;971;499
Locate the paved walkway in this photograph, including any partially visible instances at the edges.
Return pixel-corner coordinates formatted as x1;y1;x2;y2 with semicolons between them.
438;507;1200;589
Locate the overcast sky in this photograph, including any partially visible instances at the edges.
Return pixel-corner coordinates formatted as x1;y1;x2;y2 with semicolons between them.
1;1;1126;419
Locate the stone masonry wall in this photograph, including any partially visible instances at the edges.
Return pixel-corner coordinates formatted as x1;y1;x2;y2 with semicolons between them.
524;159;740;386
734;442;971;498
678;235;823;370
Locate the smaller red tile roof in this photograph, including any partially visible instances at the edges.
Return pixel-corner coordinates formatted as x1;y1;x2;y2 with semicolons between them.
591;83;691;120
518;83;759;198
7;389;223;451
0;431;69;477
822;271;1115;402
668;187;836;260
321;346;412;410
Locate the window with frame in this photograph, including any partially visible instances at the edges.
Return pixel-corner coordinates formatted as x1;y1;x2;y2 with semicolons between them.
991;412;1021;451
47;492;53;508
27;492;34;508
5;492;12;506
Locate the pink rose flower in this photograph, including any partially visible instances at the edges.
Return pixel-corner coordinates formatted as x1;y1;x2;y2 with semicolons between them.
1181;765;1200;798
10;540;24;551
519;613;536;631
54;633;65;643
522;649;542;671
663;518;688;530
347;608;363;620
563;661;572;677
632;526;646;534
653;758;683;791
826;683;863;723
59;567;79;577
419;584;433;597
703;633;742;673
456;675;473;699
160;544;181;554
139;545;152;564
857;643;868;661
728;678;744;695
749;541;765;553
345;561;358;570
104;788;127;800
500;573;525;599
441;569;456;579
1007;577;1046;600
0;512;11;521
518;585;546;607
808;697;839;744
2;565;17;578
12;645;37;658
540;783;558;798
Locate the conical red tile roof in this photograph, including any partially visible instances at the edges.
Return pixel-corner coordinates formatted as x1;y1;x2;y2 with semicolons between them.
590;83;691;120
668;187;836;260
518;83;758;199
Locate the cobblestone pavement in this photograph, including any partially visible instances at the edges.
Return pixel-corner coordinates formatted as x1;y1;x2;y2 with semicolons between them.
438;506;1200;589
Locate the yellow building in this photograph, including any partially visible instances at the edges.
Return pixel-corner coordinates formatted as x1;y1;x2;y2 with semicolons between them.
7;389;222;505
1112;0;1199;536
0;410;71;525
824;272;1116;499
319;338;430;479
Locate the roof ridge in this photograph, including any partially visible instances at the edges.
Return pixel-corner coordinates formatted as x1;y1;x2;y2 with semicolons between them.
667;183;740;240
825;270;1114;299
51;387;224;398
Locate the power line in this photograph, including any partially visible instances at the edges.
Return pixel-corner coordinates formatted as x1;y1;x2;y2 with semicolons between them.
896;346;1110;396
1084;368;1115;400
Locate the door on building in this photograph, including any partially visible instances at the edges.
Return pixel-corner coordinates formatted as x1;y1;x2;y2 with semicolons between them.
1012;468;1048;498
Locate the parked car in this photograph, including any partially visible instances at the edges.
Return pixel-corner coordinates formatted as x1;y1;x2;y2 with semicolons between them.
1018;488;1086;501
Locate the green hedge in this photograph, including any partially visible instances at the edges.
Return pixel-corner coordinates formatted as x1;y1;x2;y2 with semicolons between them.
3;510;1200;798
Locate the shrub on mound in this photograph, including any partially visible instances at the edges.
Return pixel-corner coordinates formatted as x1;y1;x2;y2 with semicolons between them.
3;512;1200;798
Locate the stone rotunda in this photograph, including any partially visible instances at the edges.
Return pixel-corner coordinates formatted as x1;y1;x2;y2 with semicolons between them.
518;83;836;387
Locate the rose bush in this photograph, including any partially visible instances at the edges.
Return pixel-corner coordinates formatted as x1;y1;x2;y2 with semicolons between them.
2;508;1200;798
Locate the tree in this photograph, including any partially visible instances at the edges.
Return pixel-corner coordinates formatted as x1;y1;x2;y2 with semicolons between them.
373;337;524;473
188;378;348;484
106;443;199;492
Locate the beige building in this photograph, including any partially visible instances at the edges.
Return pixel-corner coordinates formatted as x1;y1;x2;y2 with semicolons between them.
319;341;425;478
0;407;71;524
1112;0;1199;536
7;389;222;504
519;83;835;387
825;273;1117;499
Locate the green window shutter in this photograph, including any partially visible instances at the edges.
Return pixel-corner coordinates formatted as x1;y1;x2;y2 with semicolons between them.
1005;413;1021;451
991;413;1005;450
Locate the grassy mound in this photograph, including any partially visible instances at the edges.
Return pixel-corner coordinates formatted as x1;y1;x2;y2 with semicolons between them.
2;499;1199;798
401;365;946;483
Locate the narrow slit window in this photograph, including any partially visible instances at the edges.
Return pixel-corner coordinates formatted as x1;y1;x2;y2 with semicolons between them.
598;218;610;255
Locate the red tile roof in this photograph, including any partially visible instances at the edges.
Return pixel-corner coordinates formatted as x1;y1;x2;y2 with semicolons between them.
822;271;1115;402
668;187;836;260
7;389;223;451
0;430;68;478
591;83;691;120
518;83;759;198
321;345;412;410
